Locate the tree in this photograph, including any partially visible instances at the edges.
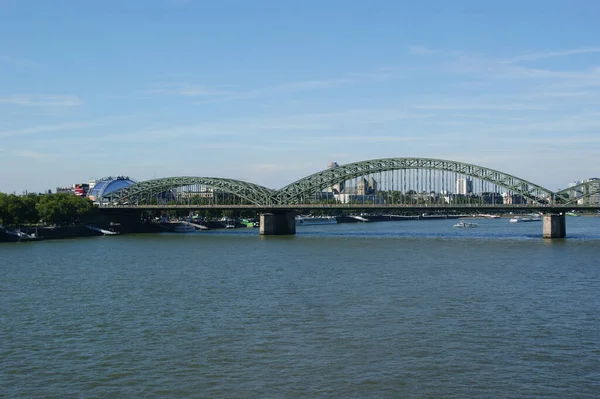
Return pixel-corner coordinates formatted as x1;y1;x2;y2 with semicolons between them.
37;194;96;225
0;193;39;226
0;193;8;225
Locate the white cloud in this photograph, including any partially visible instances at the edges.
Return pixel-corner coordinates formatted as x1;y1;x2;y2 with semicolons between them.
144;83;226;97
413;102;545;111
507;47;600;63
23;107;429;147
0;117;122;138
408;45;435;56
145;69;400;102
11;150;50;159
407;45;600;88
0;94;83;107
0;55;37;67
249;164;279;171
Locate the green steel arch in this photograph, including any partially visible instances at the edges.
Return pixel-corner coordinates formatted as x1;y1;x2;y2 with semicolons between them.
105;177;275;205
555;180;600;205
271;157;555;204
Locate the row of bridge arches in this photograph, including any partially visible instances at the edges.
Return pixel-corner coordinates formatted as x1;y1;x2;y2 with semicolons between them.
101;158;598;207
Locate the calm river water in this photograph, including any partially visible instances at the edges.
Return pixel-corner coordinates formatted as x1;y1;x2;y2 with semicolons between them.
2;218;600;398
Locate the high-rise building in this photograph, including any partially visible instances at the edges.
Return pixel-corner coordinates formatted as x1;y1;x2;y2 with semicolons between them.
357;177;377;195
582;178;600;206
456;177;473;195
368;177;378;192
568;181;582;197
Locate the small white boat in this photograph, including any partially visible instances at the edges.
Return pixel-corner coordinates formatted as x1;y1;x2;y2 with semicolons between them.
87;225;120;235
477;213;501;219
173;224;196;233
454;221;478;228
509;217;541;223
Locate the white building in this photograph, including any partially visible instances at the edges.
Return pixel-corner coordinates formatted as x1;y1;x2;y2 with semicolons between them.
334;193;384;204
456;177;473;195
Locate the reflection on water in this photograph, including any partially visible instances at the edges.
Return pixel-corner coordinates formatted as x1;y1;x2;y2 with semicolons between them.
2;218;600;398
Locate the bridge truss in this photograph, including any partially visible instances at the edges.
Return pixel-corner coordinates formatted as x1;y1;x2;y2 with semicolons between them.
103;177;274;206
103;158;597;208
555;180;600;206
271;158;556;206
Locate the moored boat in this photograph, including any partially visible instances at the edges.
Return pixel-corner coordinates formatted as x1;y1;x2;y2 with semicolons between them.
87;225;120;235
477;213;501;219
454;221;478;228
296;215;337;225
173;224;196;233
509;216;541;223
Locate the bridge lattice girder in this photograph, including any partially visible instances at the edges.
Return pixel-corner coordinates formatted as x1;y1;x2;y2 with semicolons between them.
555;180;600;205
105;177;275;206
271;158;556;204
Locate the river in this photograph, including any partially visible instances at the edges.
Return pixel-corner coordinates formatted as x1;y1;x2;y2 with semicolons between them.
2;217;599;398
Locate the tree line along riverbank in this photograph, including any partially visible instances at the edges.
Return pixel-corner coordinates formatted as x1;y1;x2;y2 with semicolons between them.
0;192;96;227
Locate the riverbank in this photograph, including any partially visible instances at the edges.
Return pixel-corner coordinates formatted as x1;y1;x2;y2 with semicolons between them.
1;225;98;242
2;213;598;243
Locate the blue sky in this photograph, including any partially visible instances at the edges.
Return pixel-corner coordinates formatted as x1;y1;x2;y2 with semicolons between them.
1;0;599;193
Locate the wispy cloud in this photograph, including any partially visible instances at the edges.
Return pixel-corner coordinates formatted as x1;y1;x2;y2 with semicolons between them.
409;45;600;62
24;107;429;147
11;150;51;160
249;164;279;171
407;44;600;109
0;117;122;138
192;143;304;152
408;45;435;56
144;70;398;102
144;83;226;97
409;46;600;85
506;47;600;63
413;102;545;111
0;55;37;67
0;94;83;107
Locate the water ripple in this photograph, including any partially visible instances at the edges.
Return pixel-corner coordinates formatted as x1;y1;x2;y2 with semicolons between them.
2;218;600;398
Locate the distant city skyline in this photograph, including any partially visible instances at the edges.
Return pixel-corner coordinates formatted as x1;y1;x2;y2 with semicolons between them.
1;0;600;193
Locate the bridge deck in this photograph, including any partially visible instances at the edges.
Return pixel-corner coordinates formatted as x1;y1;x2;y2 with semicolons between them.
98;204;600;212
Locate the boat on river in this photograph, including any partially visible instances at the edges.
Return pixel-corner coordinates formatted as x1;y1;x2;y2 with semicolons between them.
509;216;541;223
1;225;43;241
454;221;478;228
296;216;337;225
173;224;196;233
477;213;501;219
87;225;120;235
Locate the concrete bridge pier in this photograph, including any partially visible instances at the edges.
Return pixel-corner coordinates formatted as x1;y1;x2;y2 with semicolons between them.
543;213;566;239
259;212;296;235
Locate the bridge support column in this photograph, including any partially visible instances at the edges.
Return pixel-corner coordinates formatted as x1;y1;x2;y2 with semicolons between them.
259;212;296;236
543;213;566;239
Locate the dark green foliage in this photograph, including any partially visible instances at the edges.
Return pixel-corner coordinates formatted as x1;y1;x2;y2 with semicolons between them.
0;193;96;226
0;193;38;225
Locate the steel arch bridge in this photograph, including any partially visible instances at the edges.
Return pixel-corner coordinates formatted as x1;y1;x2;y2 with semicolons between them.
271;157;555;205
555;180;600;206
102;158;593;207
104;177;275;206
